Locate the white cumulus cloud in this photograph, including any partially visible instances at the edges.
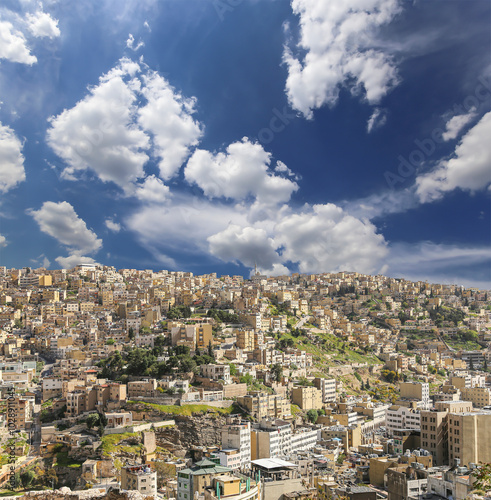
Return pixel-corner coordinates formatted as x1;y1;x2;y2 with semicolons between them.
0;20;37;64
138;70;203;180
26;10;60;39
47;57;203;192
134;175;170;203
207;203;388;276
276;204;388;274
47;58;150;191
30;201;102;255
442;109;477;141
208;225;284;271
416;111;491;202
105;219;121;233
0;122;26;192
284;0;401;118
185;138;298;207
0;234;7;247
55;254;99;270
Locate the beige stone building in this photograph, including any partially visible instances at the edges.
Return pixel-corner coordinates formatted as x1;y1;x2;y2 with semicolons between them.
448;411;491;466
236;329;255;351
291;386;322;410
127;379;157;399
237;393;291;420
460;387;491;408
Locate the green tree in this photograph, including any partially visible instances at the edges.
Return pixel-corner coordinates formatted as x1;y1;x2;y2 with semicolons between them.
9;471;21;490
240;373;254;385
271;363;283;383
153;335;168;356
128;327;135;340
306;409;318;423
20;470;35;489
85;413;99;430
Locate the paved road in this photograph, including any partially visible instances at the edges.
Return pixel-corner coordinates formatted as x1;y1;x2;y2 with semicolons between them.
294;315;311;329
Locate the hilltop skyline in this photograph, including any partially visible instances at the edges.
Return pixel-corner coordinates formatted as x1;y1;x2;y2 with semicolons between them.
0;0;490;287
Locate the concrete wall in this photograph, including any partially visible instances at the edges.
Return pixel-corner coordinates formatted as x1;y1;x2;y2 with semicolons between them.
262;478;304;500
103;420;175;435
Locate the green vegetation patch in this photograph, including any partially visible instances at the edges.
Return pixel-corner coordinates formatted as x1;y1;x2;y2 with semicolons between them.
127;401;234;416
101;431;141;456
53;451;83;468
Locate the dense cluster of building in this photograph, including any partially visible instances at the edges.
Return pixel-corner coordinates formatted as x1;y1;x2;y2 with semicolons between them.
0;264;490;500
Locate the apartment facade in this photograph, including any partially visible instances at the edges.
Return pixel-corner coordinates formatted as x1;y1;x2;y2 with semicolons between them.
121;465;157;496
291;386;322;410
314;377;337;403
237;393;291;420
221;419;251;468
386;405;421;436
399;382;430;410
448;411;491;466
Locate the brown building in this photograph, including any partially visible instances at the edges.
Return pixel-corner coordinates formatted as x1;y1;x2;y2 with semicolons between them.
420;410;448;465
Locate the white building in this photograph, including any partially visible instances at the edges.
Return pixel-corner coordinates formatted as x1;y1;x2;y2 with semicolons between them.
221;419;251;469
314;377;337;402
291;427;319;453
201;364;232;384
386;405;421;436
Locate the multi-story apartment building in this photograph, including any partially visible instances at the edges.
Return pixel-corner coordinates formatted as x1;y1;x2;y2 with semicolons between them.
420;410;448;465
201;364;231;384
236;329;255;351
121;465;157;496
290;426;319;454
196;324;213;349
314;377;337;403
9;397;33;430
399;382;430;410
177;459;232;500
291;386;322;410
251;419;292;459
386;404;421;436
171;324;213;349
460;387;491;408
447;411;491;466
220;419;251;469
127;379;157;399
237;393;291;420
42;377;63;400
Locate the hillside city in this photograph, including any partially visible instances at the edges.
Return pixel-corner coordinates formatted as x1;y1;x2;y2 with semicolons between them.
0;264;490;500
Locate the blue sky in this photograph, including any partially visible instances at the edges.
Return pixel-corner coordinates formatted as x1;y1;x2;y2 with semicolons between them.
0;0;490;287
